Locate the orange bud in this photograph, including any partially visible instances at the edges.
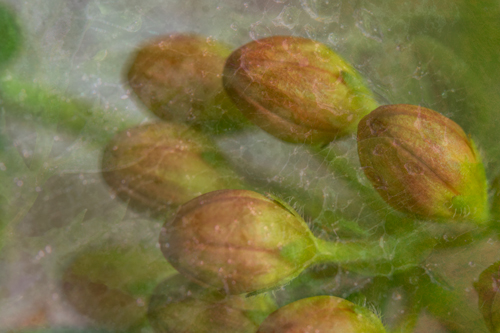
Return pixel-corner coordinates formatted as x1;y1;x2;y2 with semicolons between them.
101;122;236;213
159;189;318;295
223;36;378;144
357;104;488;222
127;34;247;134
257;296;387;333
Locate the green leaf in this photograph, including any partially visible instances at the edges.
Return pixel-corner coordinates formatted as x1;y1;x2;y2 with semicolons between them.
0;3;21;68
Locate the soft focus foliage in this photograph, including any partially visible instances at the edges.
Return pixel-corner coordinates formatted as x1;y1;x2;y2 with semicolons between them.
0;2;20;67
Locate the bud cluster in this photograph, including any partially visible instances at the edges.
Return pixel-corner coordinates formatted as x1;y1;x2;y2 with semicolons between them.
92;31;493;332
2;3;497;333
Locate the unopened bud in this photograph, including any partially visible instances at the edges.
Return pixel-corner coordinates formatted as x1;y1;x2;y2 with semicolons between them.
357;104;488;222
257;295;386;333
61;244;174;331
101;122;237;213
148;274;277;332
127;34;248;134
223;36;378;144
475;261;500;333
159;189;318;294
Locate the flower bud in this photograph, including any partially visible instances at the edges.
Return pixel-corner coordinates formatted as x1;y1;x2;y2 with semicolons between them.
257;295;387;333
357;104;488;222
159;189;319;295
148;274;277;333
126;34;248;134
223;36;378;144
474;261;500;333
101;122;238;213
61;243;175;331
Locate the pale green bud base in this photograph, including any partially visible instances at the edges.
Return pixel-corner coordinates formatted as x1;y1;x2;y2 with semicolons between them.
247;197;438;296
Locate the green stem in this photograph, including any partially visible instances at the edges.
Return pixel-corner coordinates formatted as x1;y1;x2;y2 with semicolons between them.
0;77;140;139
312;237;387;264
310;224;437;276
309;143;391;218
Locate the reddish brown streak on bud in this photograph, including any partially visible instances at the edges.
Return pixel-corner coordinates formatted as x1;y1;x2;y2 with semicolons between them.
357;104;487;221
257;296;387;333
160;189;318;295
224;36;378;144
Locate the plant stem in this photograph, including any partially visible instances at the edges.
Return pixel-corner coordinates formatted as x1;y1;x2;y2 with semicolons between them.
0;77;140;139
310;224;438;276
312;237;387;264
310;144;390;217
